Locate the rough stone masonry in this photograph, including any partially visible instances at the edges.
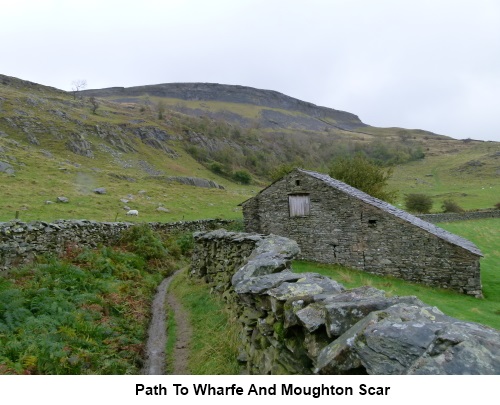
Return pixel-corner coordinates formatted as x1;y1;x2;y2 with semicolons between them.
191;229;500;375
0;218;233;271
241;169;483;297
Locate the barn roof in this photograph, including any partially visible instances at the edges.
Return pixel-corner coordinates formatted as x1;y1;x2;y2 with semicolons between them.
242;168;482;256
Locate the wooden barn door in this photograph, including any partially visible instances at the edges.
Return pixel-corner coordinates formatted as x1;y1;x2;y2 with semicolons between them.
289;194;310;217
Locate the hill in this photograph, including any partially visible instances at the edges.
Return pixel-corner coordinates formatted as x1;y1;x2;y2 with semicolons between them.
0;74;499;223
82;82;367;131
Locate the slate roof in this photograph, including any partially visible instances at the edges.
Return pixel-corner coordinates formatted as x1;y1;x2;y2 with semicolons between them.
299;169;482;256
241;168;482;256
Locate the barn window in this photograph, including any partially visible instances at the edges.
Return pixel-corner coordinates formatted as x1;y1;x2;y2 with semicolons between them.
289;194;310;217
295;180;301;186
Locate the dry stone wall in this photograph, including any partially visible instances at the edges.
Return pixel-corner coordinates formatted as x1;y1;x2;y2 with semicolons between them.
417;210;500;223
191;229;500;375
0;218;233;271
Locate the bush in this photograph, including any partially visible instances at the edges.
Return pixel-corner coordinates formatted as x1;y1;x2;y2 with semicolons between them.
232;170;251;184
441;199;464;213
329;154;397;202
269;163;297;181
0;251;166;374
209;162;224;175
164;232;195;259
119;224;168;261
405;193;433;213
495;202;500;210
176;233;194;255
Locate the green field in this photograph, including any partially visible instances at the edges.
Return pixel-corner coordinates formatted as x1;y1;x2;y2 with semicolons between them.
389;141;499;211
293;218;500;330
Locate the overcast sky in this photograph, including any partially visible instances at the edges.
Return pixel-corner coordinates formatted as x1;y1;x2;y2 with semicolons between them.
2;0;500;142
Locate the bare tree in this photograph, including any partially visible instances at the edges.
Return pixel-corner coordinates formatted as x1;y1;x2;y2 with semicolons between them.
71;79;87;99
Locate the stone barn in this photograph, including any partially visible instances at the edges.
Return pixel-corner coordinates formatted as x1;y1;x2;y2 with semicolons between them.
240;169;483;296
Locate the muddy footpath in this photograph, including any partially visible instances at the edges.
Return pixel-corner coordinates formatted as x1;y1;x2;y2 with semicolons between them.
142;270;191;375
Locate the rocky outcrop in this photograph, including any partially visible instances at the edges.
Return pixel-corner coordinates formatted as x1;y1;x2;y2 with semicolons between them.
149;176;225;189
191;229;500;375
132;127;179;157
82;83;366;131
0;161;14;174
94;124;137;153
66;133;94;158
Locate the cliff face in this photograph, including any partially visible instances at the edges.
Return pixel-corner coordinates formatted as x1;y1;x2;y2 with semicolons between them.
82;82;366;131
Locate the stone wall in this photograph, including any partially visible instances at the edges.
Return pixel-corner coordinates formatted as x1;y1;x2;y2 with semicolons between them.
0;218;234;271
417;210;500;223
191;229;500;375
242;170;482;297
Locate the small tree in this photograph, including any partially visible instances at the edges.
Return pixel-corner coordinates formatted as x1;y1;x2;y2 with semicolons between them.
233;170;251;184
329;154;397;202
441;199;464;213
89;96;99;114
157;100;166;120
71;79;87;99
405;193;433;213
269;163;297;182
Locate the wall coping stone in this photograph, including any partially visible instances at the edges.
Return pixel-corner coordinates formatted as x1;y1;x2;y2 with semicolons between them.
191;229;500;375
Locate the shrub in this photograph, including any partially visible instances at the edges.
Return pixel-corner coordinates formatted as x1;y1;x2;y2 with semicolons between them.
404;193;433;213
176;233;194;256
0;250;167;374
164;232;195;259
225;219;245;232
269;163;296;181
209;162;224;175
119;224;168;261
329;154;397;203
494;202;500;210
232;170;251;184
441;199;464;213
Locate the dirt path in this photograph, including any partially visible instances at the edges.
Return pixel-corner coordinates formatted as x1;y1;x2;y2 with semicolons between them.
142;269;192;375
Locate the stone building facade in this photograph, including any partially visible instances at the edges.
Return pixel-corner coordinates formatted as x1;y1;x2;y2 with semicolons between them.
241;169;483;296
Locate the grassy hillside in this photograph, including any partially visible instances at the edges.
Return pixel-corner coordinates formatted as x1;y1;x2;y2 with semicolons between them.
1;74;499;224
0;75;259;223
390;140;499;210
87;82;499;210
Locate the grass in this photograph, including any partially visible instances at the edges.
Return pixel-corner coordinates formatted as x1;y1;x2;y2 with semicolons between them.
0;76;259;223
438;219;500;302
293;218;500;330
389;141;500;211
168;269;241;374
164;306;176;375
0;150;253;223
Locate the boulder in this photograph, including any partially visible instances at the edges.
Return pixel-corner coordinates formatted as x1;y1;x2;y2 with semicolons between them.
0;161;14;174
315;303;500;375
